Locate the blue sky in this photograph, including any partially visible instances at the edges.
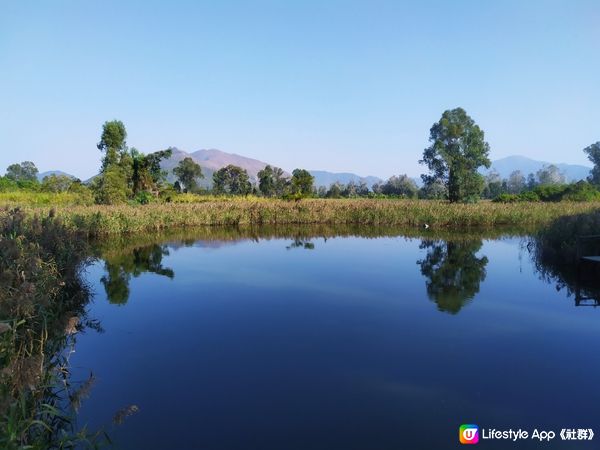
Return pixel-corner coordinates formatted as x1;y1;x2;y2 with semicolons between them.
1;0;598;179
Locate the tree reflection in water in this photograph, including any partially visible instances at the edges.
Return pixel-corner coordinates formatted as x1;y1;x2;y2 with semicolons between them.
418;239;488;314
101;244;175;305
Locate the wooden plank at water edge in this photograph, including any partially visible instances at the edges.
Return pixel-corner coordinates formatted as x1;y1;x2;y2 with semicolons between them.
581;256;600;263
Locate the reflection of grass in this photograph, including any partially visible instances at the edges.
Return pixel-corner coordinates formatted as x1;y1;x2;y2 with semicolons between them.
5;200;600;235
92;222;536;258
531;210;600;299
0;209;102;448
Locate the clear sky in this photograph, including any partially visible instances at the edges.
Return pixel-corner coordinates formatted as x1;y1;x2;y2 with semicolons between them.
1;0;599;179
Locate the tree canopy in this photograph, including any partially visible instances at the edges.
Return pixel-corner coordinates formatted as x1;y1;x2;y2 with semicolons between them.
97;120;128;171
420;108;491;202
290;169;314;196
584;141;600;186
5;161;38;182
258;165;288;197
213;165;251;195
173;157;203;193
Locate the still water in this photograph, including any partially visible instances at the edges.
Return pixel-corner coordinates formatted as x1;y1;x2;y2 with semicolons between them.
71;227;599;449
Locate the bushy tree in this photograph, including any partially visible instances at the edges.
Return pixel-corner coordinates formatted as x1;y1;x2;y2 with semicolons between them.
482;170;504;199
583;141;600;185
326;182;343;198
258;165;288;197
418;179;448;199
5;161;38;182
380;174;418;198
536;164;566;186
173;157;204;193
41;174;74;192
420;108;491;202
507;170;526;194
97;120;128;171
213;165;251;195
131;148;173;194
93;165;130;204
290;169;314;196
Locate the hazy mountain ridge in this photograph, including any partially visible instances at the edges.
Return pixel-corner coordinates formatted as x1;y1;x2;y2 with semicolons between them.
39;151;593;189
484;155;591;182
37;170;76;181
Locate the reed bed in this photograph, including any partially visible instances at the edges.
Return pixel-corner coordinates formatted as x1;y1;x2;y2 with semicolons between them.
4;199;599;235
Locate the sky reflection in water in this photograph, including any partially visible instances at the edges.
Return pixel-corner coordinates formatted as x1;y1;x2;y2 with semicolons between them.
72;228;600;450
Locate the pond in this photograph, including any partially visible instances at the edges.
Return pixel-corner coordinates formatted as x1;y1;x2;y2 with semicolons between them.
71;226;599;449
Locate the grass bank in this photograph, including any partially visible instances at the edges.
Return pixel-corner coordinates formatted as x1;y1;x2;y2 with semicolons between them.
4;199;600;235
0;210;103;449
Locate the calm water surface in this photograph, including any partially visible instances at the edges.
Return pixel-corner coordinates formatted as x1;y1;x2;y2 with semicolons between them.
71;227;599;449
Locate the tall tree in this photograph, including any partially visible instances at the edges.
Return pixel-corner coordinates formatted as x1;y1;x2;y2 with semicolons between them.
97;120;128;171
420;108;491;202
290;169;314;196
131;148;173;194
213;165;251;195
5;161;38;182
536;164;565;185
258;165;288;197
507;170;526;194
583;141;600;185
380;174;418;198
173;157;203;193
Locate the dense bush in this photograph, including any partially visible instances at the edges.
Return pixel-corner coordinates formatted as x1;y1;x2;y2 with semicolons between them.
0;209;101;448
494;181;600;203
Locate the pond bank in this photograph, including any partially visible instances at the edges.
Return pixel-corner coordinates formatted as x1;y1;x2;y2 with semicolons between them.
4;199;600;236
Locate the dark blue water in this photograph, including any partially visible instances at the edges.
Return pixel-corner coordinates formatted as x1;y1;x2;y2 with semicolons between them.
71;229;599;449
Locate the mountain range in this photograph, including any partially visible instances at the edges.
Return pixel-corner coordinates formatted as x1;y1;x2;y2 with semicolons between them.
42;149;593;188
159;148;383;188
484;155;591;182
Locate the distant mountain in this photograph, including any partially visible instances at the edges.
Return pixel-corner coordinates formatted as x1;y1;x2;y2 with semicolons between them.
159;148;390;190
37;170;77;181
160;148;280;187
485;155;591;182
309;171;382;189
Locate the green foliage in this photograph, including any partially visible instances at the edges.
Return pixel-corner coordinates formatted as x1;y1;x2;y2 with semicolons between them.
0;177;18;192
494;181;600;203
213;165;251;195
418;180;448;199
97;120;127;171
583;141;600;185
290;169;314;197
131;148;173;194
420;108;491;202
134;190;154;205
506;170;526;194
258;165;288;197
41;174;74;193
173;157;203;193
536;164;566;185
5;161;38;183
377;175;418;198
93;165;131;205
0;209;103;448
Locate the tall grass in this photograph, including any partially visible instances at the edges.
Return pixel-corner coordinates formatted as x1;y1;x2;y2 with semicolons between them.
0;191;94;206
4;199;599;236
0;209;103;449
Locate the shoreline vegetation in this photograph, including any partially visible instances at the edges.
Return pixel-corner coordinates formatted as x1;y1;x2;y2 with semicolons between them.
0;210;104;449
1;198;599;236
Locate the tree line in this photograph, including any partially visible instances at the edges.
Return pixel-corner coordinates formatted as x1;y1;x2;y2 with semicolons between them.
2;109;600;204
